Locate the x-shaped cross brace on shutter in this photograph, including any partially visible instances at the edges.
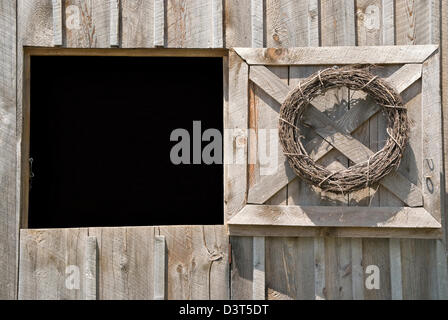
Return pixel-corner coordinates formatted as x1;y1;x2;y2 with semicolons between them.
247;64;423;207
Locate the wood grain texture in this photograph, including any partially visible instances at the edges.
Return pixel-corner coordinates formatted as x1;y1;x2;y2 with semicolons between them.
320;0;356;46
266;0;319;47
52;0;63;46
363;239;392;299
421;52;443;223
18;229;89;300
159;226;229;300
109;0;120;47
85;236;97;300
266;237;315;300
234;45;438;65
225;50;248;221
251;0;264;48
19;0;54;47
166;0;214;48
153;0;164;47
88;227;155;300
64;0;110;48
121;0;154;48
154;235;166;300
252;236;265;299
389;238;403;299
395;0;435;45
212;0;223;47
0;0;17;300
224;0;252;47
228;205;441;229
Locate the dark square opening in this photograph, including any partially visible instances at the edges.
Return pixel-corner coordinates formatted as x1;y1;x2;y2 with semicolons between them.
28;55;223;228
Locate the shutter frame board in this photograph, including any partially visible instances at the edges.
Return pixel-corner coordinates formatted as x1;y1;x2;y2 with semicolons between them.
225;46;443;239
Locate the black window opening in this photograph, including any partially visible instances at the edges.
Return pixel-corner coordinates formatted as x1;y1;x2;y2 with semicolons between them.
29;56;224;228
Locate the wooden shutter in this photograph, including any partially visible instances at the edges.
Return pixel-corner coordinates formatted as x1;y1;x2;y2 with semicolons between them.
225;45;443;239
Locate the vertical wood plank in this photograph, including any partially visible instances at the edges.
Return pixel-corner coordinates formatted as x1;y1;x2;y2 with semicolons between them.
314;237;326;300
266;238;315;300
85;236;97;300
422;52;442;224
109;0;120;47
382;0;395;45
166;0;213;48
363;239;392;299
251;0;264;47
154;235;166;300
224;0;252;47
64;0;111;48
153;0;164;47
320;0;356;46
18;229;89;300
265;0;319;47
89;227;155;300
442;0;448;247
121;0;154;48
389;239;403;300
159;226;229;300
253;236;265;300
212;0;223;47
0;0;17;300
231;236;253;299
435;240;448;299
351;239;364;300
52;0;63;46
18;0;54;47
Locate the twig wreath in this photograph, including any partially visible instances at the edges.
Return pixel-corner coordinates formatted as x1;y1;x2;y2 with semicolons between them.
278;66;409;194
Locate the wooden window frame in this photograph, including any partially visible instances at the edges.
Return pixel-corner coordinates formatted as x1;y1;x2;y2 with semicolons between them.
19;47;228;229
225;45;444;239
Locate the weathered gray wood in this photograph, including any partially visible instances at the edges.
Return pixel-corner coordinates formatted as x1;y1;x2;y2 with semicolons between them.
89;227;155;300
363;239;392;299
356;0;395;46
265;237;315;300
212;0;223;47
351;239;364;299
395;0;437;45
248;63;423;204
442;0;448;246
19;0;54;47
265;0;319;47
401;239;438;299
121;0;154;48
19;229;89;300
85;236;97;300
109;0;120;47
52;0;62;46
321;0;356;46
231;236;253;300
435;240;448;298
153;0;164;47
224;0;252;47
229;205;440;229
253;236;265;299
314;237;326;299
225;50;248;221
154;235;166;300
325;238;353;299
234;45;438;65
159;226;229;300
251;0;264;47
421;52;443;222
389;239;403;300
0;0;17;300
65;0;110;48
166;0;214;48
230;225;442;239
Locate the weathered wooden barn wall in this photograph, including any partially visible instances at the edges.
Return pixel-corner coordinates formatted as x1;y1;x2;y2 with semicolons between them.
0;0;446;300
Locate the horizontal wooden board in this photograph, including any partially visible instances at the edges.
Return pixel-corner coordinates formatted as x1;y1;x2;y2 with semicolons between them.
228;205;441;229
234;45;438;65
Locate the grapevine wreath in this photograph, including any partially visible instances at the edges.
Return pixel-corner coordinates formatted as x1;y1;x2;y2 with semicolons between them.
278;66;409;194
